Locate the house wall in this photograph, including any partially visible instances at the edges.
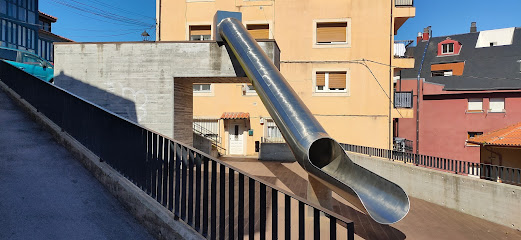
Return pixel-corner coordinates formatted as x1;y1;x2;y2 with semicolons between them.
159;0;415;156
397;78;521;163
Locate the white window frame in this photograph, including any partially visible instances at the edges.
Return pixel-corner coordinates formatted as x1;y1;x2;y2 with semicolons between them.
467;98;483;112
442;43;454;54
312;68;350;97
312;18;351;48
488;98;505;113
263;118;284;142
193;83;214;96
242;84;257;96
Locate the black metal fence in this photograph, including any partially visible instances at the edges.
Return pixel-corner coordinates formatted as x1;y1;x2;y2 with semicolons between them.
340;143;521;185
0;61;354;239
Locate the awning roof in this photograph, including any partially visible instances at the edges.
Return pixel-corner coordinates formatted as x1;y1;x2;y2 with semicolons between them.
221;112;250;119
467;121;521;147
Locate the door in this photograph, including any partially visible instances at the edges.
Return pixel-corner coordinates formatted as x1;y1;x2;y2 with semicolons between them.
228;123;244;155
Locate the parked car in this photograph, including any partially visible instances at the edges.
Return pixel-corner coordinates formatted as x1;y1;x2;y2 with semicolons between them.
0;47;54;83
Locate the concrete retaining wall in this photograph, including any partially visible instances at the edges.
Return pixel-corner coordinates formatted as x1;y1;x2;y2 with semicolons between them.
53;41;279;145
259;143;296;162
347;152;521;230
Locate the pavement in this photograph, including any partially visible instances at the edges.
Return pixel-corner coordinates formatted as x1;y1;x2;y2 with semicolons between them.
221;157;521;240
0;89;153;240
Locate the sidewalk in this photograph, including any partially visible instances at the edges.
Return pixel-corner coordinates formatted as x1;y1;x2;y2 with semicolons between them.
0;89;153;240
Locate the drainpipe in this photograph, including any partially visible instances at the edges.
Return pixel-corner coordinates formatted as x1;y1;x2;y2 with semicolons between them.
415;27;431;154
389;0;393;150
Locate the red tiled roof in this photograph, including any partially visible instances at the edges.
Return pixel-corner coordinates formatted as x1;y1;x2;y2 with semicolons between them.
220;112;250;119
39;29;74;42
39;11;57;22
467;121;521;147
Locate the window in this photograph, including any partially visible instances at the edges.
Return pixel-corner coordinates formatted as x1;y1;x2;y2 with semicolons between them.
189;25;211;41
431;70;453;77
242;84;257;96
315;71;347;92
467;132;483;146
247;24;269;39
21;53;42;66
316;22;347;44
442;43;454;54
264;119;283;142
489;98;505;113
431;62;465;76
193;118;220;142
193;84;211;92
467;98;483;112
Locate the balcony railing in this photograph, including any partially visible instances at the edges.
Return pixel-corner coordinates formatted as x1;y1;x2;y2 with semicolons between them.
393;137;413;152
340;143;521;186
0;61;355;240
394;91;413;108
395;0;413;7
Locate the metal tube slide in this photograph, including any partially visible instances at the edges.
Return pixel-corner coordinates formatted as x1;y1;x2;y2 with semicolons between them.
217;17;409;224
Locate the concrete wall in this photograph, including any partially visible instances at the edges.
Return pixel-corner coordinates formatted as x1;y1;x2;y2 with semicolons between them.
193;132;212;155
53;41;278;145
348;151;521;230
259;143;296;162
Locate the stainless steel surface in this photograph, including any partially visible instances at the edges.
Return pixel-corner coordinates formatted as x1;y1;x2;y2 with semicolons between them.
217;17;409;224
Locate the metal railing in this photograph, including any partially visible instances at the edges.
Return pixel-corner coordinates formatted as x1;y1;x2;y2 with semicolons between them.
395;0;413;7
193;122;226;152
393;137;413;152
0;61;355;239
340;143;521;185
394;91;413;108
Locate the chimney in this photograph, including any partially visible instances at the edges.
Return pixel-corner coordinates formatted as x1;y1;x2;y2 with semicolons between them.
417;32;422;44
470;22;477;33
422;26;431;42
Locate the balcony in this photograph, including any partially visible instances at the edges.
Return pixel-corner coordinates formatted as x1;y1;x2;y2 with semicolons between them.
394;0;415;34
393;56;415;69
394;91;413;108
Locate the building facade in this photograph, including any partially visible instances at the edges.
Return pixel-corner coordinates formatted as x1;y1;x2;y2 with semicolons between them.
0;0;71;62
158;0;415;156
397;26;521;163
0;0;39;52
38;11;73;62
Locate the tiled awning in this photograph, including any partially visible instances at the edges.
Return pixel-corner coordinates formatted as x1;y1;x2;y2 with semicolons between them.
221;112;250;120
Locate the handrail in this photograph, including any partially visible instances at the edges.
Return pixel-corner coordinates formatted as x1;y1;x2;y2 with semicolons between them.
0;60;355;239
192;122;226;152
340;142;521;185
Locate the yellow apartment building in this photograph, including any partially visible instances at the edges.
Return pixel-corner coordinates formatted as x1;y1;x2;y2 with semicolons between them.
157;0;415;156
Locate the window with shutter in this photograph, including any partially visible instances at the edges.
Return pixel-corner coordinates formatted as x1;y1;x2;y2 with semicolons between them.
316;22;347;44
315;71;347;93
489;98;505;112
247;24;269;39
189;25;211;41
467;98;483;112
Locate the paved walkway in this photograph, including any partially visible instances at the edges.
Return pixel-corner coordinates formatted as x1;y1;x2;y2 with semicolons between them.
0;89;153;240
222;157;521;240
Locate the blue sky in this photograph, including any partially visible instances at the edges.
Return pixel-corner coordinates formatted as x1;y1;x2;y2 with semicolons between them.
40;0;521;43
